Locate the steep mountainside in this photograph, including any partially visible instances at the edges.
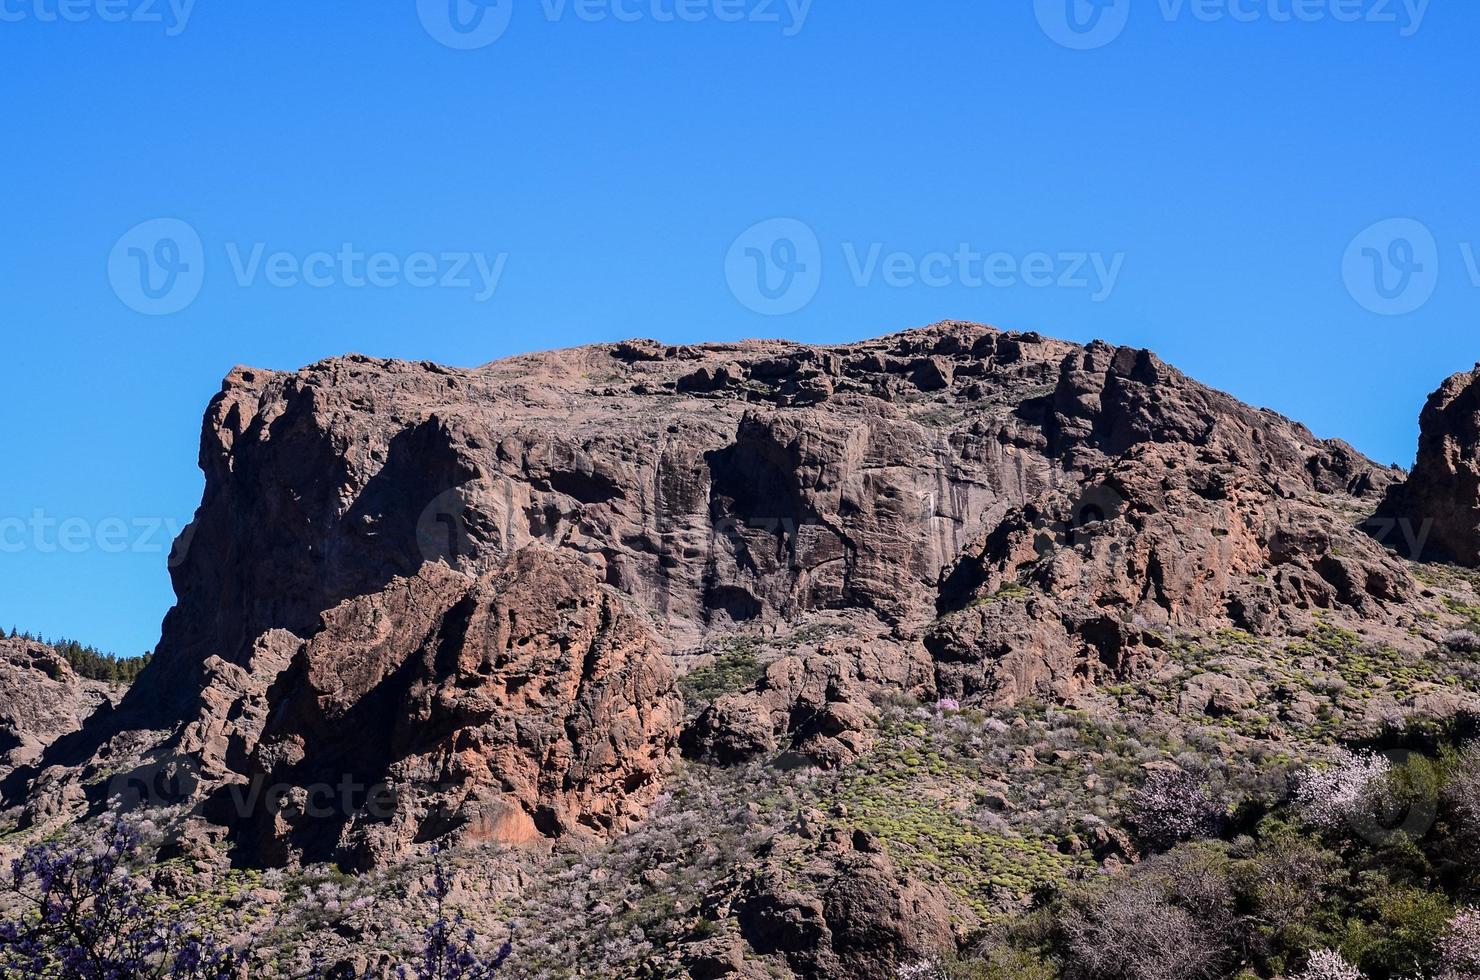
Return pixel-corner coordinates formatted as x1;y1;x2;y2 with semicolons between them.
7;323;1480;979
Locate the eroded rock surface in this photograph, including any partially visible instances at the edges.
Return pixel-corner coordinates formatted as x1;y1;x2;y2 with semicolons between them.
1375;364;1480;565
0;638;114;781
147;549;679;869
6;321;1441;979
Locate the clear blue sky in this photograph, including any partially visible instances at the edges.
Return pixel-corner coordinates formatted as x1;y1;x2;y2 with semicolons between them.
2;0;1476;656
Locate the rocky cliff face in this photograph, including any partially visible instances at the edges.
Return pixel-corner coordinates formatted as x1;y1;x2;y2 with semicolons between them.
1376;364;1480;565
12;324;1414;853
12;321;1470;978
174;550;682;870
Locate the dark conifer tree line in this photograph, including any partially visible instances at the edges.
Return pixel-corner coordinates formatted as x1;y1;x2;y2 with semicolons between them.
5;625;151;685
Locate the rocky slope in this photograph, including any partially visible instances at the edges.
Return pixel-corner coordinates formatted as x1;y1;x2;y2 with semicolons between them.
7;322;1480;979
0;637;115;781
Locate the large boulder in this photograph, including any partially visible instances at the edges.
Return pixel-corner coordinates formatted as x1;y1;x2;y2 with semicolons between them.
188;549;684;869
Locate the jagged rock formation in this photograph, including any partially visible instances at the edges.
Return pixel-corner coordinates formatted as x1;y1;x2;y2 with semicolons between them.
9;321;1454;979
146;549;680;870
927;341;1412;704
13;324;1411;831
1375;364;1480;565
0;638;114;780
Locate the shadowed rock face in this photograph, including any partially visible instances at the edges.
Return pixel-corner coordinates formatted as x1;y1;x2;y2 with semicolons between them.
1375;365;1480;565
8;321;1418;872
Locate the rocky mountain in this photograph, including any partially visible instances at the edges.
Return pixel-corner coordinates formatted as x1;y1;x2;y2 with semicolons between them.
6;322;1480;979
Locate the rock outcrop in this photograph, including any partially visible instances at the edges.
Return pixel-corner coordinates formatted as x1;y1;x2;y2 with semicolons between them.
928;342;1412;704
7;322;1411;873
733;835;957;980
0;638;114;781
1375;364;1480;565
143;549;680;869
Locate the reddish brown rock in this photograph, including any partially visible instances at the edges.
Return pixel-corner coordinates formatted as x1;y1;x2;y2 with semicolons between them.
928;341;1411;704
733;833;958;980
1375;364;1480;564
0;638;114;781
7;322;1415;874
185;550;683;869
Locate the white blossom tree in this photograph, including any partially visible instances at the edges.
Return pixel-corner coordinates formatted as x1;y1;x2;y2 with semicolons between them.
1292;948;1364;980
1439;908;1480;980
1294;751;1391;833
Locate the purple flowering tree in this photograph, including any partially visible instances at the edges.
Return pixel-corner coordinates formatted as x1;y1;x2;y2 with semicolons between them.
0;821;240;979
1439;908;1480;980
396;848;512;980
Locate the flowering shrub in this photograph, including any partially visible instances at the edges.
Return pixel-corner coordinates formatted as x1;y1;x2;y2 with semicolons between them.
1292;948;1365;980
1294;751;1392;833
0;821;241;979
1;824;515;980
1438;908;1480;980
397;849;512;980
895;960;948;979
1129;767;1225;851
1445;747;1480;845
